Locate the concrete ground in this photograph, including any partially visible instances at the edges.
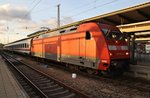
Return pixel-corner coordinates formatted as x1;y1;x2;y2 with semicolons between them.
0;56;28;98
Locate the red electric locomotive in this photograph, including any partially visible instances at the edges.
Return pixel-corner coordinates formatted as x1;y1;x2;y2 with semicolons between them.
31;22;130;75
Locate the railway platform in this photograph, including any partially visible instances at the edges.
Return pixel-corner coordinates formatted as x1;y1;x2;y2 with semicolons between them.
0;56;28;98
125;63;150;81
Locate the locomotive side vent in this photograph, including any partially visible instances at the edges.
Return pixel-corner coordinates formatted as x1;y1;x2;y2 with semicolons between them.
70;28;77;31
59;30;66;33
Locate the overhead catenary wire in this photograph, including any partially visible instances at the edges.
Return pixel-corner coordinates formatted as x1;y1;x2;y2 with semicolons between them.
13;0;118;32
64;0;100;13
31;0;65;14
22;0;43;19
26;1;95;15
69;0;118;18
14;0;43;25
12;0;43;31
31;6;55;13
20;0;119;28
28;0;38;8
7;0;43;43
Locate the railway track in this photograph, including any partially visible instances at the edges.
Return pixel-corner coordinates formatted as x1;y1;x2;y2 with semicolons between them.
34;56;150;93
3;52;150;97
38;57;150;93
1;53;91;98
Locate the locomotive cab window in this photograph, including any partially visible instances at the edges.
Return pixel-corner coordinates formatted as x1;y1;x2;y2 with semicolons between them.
101;28;124;40
85;31;91;40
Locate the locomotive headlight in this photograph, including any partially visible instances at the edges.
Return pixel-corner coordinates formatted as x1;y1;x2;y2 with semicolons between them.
110;53;112;56
101;60;107;63
125;52;129;55
101;60;108;67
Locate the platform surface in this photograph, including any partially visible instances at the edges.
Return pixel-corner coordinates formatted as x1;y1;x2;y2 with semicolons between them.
125;63;150;81
0;56;28;98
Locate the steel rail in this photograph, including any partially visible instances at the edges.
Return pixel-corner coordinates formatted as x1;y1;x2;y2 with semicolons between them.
2;53;91;98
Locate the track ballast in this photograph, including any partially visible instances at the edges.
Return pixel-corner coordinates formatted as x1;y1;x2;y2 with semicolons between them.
1;53;91;98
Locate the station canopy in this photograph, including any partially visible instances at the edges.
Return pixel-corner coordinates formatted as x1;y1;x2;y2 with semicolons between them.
28;2;150;38
94;2;150;25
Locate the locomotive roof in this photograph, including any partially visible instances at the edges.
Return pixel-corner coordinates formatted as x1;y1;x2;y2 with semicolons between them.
27;2;150;38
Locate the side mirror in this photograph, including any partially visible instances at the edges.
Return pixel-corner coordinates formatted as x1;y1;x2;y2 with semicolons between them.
85;31;91;40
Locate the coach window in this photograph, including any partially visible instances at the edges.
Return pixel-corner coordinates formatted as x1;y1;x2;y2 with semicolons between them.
85;31;91;40
27;44;29;48
25;43;27;48
25;43;26;48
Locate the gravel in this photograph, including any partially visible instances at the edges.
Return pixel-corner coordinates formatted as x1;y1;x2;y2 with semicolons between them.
14;54;150;98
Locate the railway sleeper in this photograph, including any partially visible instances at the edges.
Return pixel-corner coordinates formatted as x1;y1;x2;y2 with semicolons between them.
31;75;46;78
37;82;55;87
43;87;63;93
49;89;69;97
25;88;34;92
33;80;51;84
25;73;42;77
31;78;51;82
19;81;28;85
31;78;49;81
34;76;47;79
39;84;59;89
40;84;59;90
28;92;38;97
30;96;40;98
60;93;76;98
33;74;43;77
36;82;54;86
23;87;34;93
23;85;31;89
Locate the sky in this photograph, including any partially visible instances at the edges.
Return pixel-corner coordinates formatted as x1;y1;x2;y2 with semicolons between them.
0;0;149;44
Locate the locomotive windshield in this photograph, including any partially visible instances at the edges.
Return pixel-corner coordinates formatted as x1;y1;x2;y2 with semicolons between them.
101;28;124;40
